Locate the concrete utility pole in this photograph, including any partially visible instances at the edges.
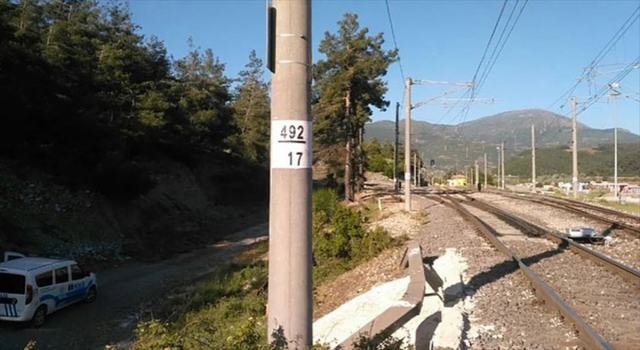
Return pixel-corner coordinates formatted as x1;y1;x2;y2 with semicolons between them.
483;153;487;189
413;153;418;187
571;97;578;198
267;0;312;347
394;102;399;193
475;160;479;188
531;124;536;193
610;87;620;203
501;141;505;190
496;147;501;188
404;78;412;211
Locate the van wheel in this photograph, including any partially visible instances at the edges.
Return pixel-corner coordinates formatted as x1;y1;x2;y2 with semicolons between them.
32;305;47;328
85;286;97;303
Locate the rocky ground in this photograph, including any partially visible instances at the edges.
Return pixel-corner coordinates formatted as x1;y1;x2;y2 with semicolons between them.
314;175;588;349
464;202;640;349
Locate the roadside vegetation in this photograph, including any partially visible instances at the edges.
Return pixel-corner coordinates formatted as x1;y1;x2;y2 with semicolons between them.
128;187;400;350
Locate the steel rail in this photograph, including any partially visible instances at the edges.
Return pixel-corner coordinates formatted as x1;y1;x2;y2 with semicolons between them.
489;190;640;237
458;195;640;284
444;195;612;350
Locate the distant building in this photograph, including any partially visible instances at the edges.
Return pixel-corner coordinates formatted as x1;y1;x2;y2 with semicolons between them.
447;175;467;187
558;181;589;192
621;185;640;194
588;181;629;193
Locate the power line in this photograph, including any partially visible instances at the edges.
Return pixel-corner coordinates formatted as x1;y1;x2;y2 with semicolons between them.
576;57;640;117
452;0;528;129
469;0;508;96
473;0;529;103
440;0;509;127
541;6;640;142
384;0;405;83
547;5;640;113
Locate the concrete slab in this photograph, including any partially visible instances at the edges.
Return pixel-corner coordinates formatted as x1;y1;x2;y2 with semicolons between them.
313;249;470;349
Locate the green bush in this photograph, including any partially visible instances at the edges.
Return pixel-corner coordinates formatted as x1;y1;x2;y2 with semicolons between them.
312;188;397;284
132;262;270;350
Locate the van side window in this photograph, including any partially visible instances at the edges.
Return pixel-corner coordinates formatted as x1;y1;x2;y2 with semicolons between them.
55;267;69;284
35;271;54;287
70;264;84;280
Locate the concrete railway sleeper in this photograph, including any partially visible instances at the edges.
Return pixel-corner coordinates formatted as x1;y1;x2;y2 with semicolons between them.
439;195;640;350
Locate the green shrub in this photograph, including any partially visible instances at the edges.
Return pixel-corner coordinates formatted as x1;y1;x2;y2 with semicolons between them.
311;189;397;284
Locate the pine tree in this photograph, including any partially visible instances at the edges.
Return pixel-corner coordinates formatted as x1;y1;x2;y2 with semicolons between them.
313;12;397;201
171;38;235;151
232;50;270;165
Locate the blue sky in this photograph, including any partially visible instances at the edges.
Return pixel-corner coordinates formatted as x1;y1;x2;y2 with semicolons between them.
126;0;640;134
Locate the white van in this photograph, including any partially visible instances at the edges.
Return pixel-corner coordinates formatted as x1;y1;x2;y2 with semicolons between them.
0;252;98;327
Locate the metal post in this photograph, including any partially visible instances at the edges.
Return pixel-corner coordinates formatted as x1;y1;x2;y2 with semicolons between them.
404;78;412;211
571;97;578;198
394;102;399;193
531;123;536;193
501;141;505;190
484;153;487;189
267;0;312;347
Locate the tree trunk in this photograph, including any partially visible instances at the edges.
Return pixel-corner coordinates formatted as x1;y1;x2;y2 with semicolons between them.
344;88;353;201
345;138;353;201
356;125;365;192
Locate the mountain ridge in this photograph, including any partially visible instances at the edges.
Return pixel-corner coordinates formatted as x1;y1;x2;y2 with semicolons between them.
364;108;639;168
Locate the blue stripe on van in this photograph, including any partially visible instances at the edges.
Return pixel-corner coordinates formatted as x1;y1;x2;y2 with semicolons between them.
40;281;94;307
2;303;17;317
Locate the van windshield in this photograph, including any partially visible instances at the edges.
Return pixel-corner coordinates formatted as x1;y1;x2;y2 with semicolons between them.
0;272;25;294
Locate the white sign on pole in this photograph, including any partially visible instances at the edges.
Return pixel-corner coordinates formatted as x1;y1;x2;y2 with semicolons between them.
271;120;312;169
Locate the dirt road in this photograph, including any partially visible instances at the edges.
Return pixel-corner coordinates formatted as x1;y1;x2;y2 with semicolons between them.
0;223;269;350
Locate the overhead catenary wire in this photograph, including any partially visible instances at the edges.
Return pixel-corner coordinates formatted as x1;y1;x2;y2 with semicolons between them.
537;5;640;144
575;57;640;117
546;5;640;113
473;0;529;104
440;0;509;126
451;0;529;131
469;0;509;98
384;0;406;109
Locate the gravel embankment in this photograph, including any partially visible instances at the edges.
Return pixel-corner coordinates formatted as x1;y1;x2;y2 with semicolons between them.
463;203;640;349
415;196;581;349
473;192;640;270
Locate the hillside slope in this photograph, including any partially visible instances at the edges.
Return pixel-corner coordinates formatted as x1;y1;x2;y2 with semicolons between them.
0;155;268;263
365;109;639;168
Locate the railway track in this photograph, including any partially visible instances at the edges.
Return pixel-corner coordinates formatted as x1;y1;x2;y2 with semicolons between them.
426;194;640;349
489;190;640;238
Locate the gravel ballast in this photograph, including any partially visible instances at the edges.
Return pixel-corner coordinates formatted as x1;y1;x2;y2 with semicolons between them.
463;202;640;349
472;192;640;270
415;196;581;349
